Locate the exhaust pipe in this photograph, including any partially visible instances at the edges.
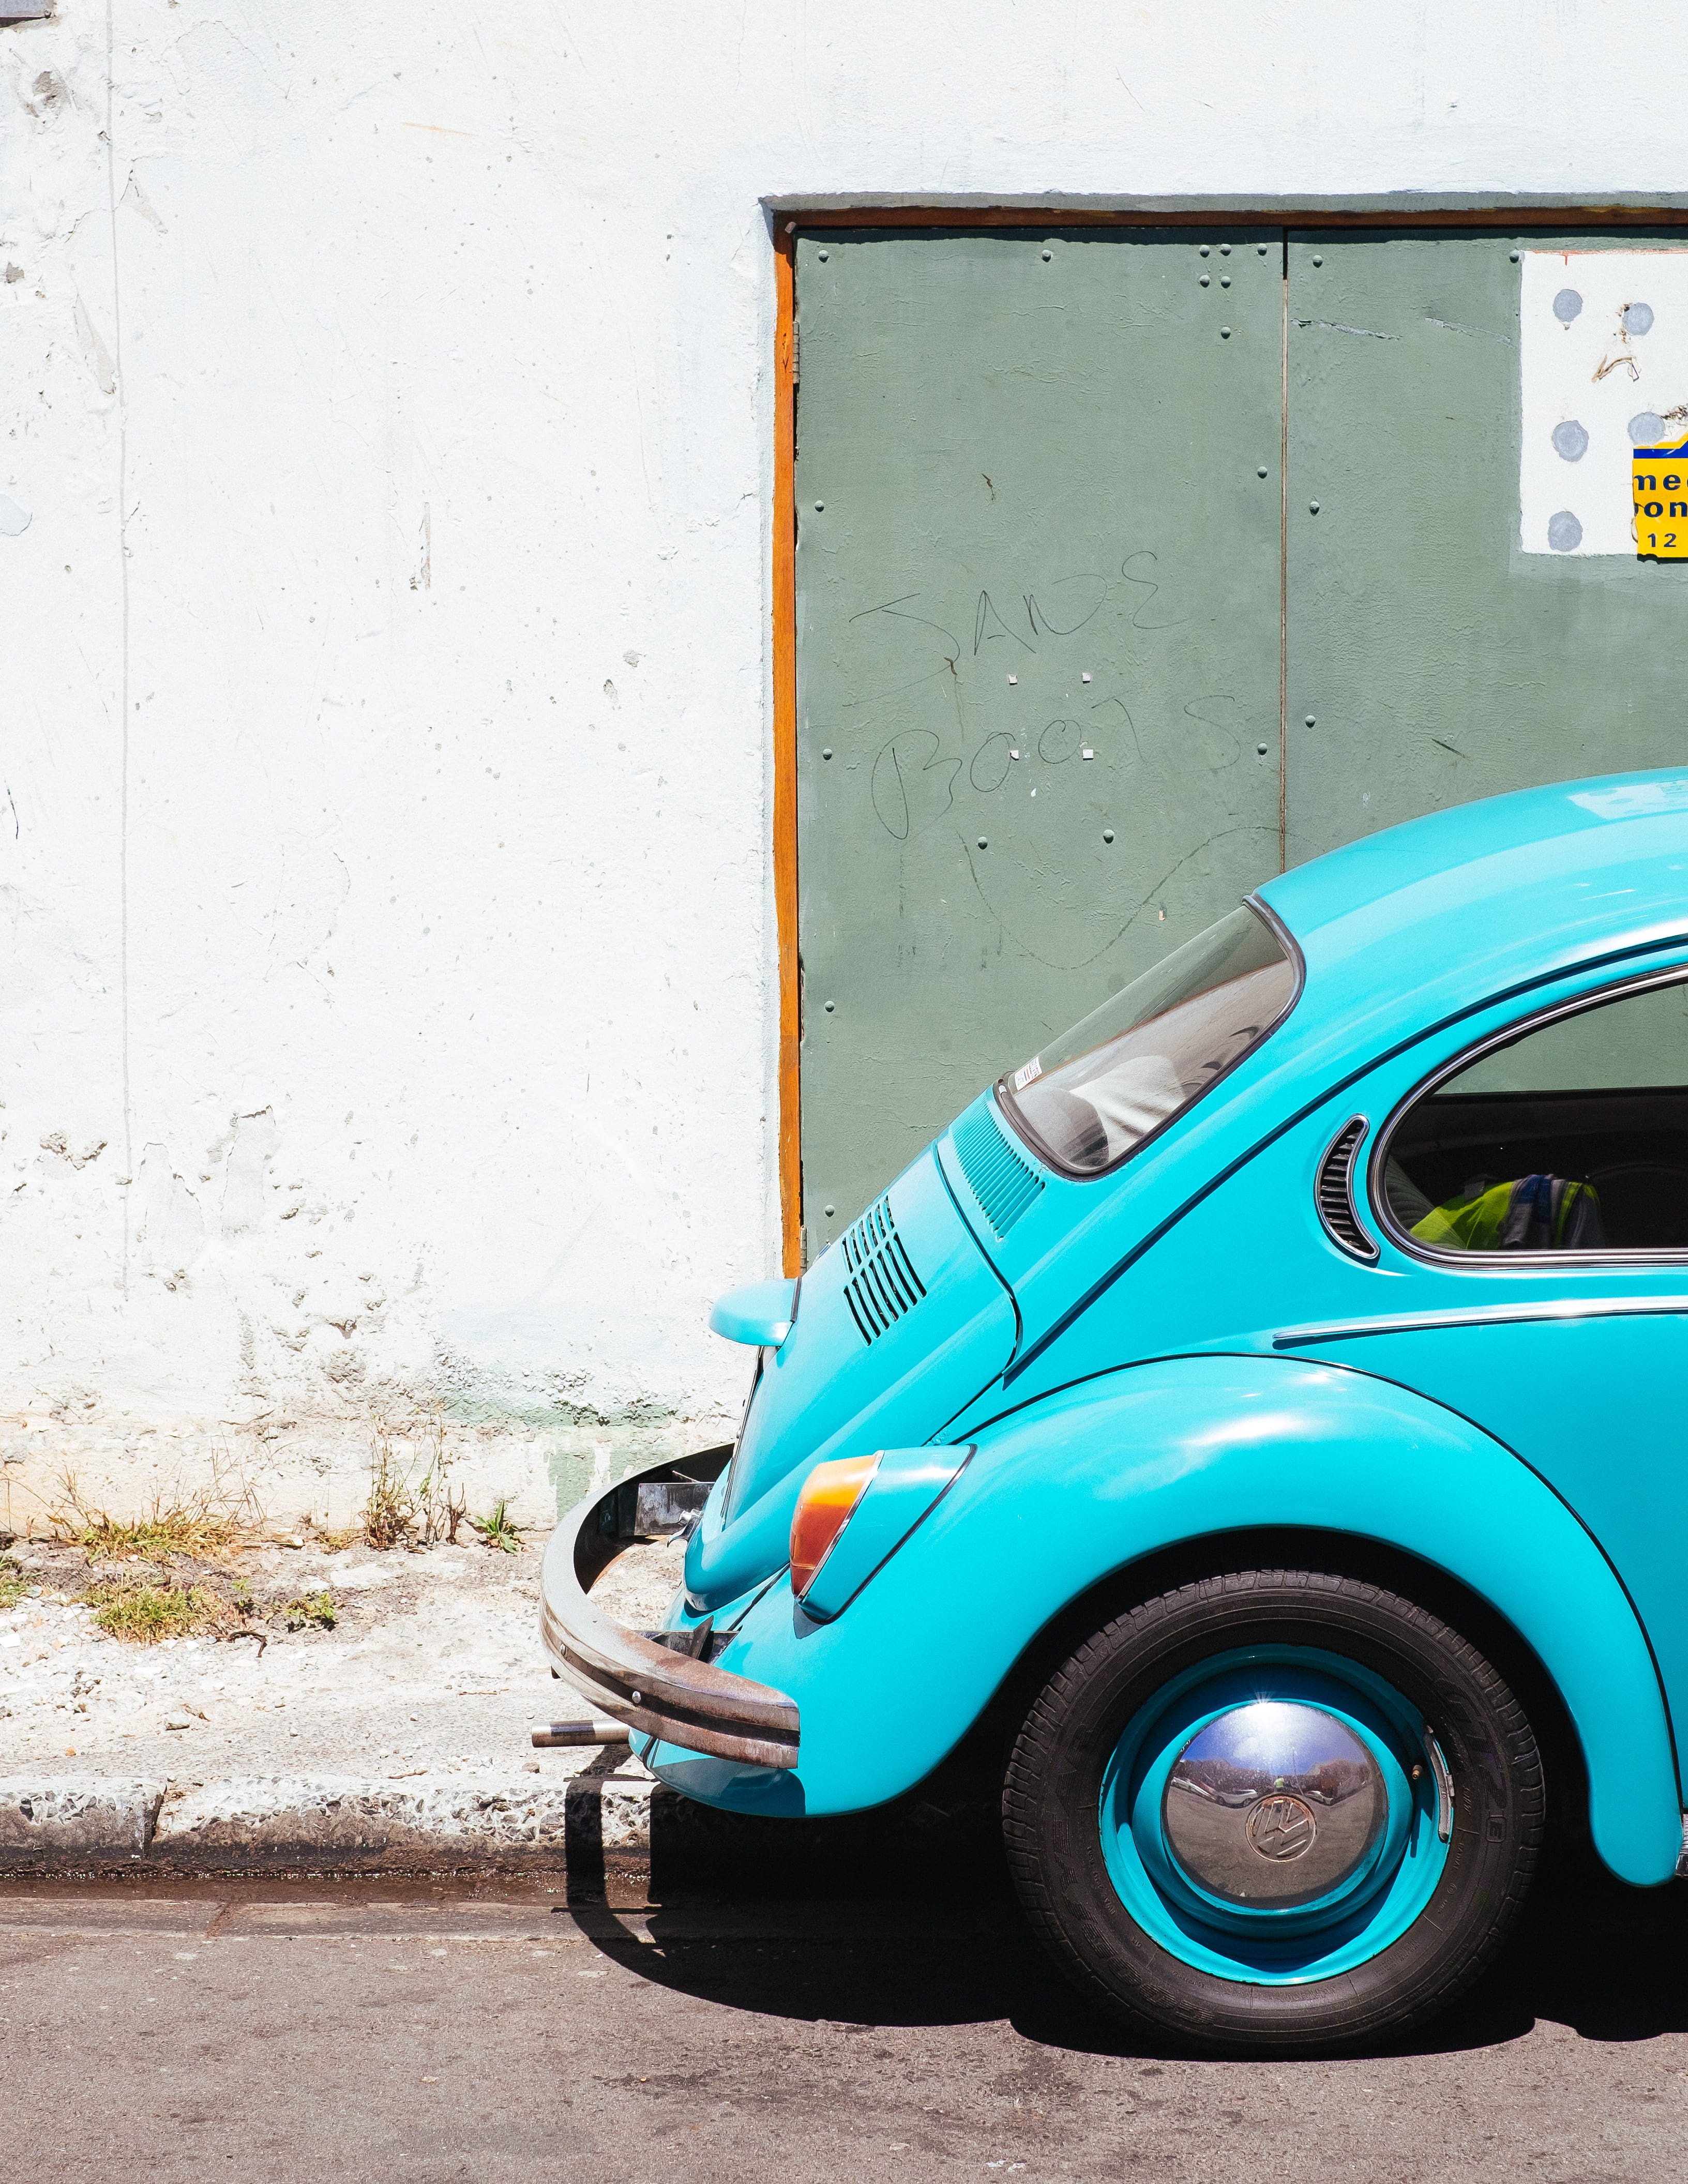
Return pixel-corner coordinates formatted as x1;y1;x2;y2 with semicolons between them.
531;1717;632;1748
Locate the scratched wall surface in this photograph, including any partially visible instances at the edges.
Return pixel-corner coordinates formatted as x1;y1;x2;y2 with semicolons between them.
1;4;1685;1524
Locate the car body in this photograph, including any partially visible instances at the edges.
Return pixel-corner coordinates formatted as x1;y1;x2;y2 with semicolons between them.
542;769;1688;2048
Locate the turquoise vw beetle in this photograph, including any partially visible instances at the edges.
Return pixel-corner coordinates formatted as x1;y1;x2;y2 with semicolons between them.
542;770;1688;2052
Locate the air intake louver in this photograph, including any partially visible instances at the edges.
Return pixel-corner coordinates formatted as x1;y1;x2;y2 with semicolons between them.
954;1105;1044;1239
1316;1118;1379;1263
840;1196;925;1345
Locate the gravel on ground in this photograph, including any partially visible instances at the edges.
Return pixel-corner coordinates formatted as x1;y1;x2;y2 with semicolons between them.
0;1528;687;1787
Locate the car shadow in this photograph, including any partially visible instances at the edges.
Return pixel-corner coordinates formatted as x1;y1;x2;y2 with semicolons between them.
565;1815;1688;2061
1385;1837;1688;2054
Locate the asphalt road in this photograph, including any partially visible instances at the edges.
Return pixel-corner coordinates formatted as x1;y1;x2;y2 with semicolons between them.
3;1849;1687;2182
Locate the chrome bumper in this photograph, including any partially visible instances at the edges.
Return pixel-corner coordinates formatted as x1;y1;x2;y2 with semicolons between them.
539;1447;801;1771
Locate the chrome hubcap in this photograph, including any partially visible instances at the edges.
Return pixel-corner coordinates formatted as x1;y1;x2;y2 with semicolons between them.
1162;1698;1385;1909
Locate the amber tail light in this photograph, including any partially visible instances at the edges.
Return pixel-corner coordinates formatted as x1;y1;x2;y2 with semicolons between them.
789;1452;882;1598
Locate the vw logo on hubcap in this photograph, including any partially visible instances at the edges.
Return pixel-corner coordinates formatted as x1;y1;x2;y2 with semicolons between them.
1161;1698;1385;1909
1243;1792;1318;1860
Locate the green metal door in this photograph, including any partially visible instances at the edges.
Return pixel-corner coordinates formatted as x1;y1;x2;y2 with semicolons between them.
794;224;1688;1253
1287;230;1688;862
793;229;1284;1254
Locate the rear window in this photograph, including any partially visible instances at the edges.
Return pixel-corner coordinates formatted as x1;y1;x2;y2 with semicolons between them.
997;903;1300;1177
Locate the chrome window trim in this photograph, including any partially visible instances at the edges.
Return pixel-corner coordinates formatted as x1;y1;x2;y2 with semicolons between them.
1368;959;1688;1272
994;893;1306;1184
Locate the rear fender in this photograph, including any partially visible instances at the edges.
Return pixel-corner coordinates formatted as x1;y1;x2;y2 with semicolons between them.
668;1355;1681;1884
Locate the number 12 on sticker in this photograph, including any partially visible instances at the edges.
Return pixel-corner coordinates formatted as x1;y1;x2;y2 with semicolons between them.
1632;435;1688;560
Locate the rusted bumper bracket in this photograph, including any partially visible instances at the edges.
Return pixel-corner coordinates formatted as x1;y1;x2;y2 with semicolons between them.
539;1447;801;1771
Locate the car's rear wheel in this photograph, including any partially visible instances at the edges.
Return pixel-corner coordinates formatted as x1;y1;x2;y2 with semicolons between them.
1002;1565;1544;2053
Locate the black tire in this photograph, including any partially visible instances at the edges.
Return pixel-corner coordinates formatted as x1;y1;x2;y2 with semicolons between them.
1002;1564;1544;2054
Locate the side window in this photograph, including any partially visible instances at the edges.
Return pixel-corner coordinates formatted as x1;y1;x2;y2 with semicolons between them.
1381;976;1688;1255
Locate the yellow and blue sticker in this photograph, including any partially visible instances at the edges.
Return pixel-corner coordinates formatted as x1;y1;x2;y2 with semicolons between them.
1633;436;1688;560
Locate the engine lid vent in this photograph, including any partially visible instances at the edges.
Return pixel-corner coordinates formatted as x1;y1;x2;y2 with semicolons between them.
1316;1117;1379;1263
840;1195;925;1344
954;1104;1044;1239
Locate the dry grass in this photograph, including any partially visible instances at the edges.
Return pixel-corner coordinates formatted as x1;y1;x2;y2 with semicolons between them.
50;1471;264;1564
363;1444;414;1551
0;1557;26;1612
363;1410;465;1551
84;1581;230;1645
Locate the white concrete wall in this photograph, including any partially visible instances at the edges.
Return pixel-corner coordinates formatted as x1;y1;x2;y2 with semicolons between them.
1;0;1679;1534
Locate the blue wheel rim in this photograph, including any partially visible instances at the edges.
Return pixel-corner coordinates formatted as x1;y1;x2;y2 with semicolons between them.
1097;1644;1451;1984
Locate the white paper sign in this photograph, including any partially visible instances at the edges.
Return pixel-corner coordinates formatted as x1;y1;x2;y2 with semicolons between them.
1519;248;1688;556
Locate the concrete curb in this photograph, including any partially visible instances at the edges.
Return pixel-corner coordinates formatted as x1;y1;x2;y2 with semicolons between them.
0;1772;1005;1901
0;1773;665;1880
0;1780;167;1864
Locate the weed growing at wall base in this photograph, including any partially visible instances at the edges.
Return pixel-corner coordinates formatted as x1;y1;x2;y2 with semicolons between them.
363;1409;466;1550
470;1498;522;1554
50;1471;263;1563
